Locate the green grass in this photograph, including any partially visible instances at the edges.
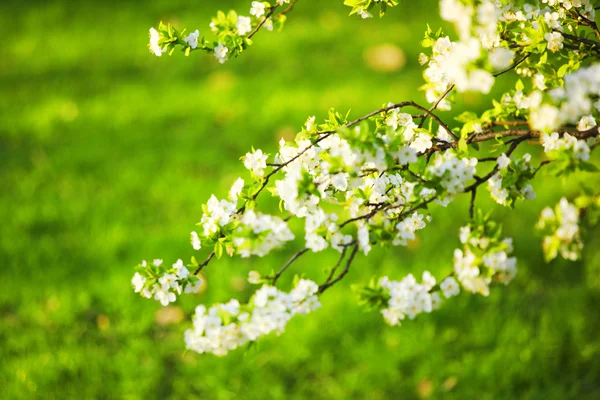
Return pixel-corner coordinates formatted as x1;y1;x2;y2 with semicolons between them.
1;0;600;398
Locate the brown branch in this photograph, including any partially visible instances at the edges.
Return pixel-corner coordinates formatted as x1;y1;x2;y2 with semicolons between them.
493;53;530;77
560;31;600;51
193;251;215;275
318;244;359;294
248;5;279;39
321;245;350;288
271;247;309;284
418;84;455;129
408;101;459;141
569;7;600;40
277;0;299;16
491;120;529;127
469;188;477;219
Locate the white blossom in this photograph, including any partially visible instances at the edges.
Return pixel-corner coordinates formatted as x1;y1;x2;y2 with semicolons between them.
183;29;200;49
243;149;268;177
236;16;252;36
149;28;165;56
250;1;266;18
190;231;201;250
214;43;229;63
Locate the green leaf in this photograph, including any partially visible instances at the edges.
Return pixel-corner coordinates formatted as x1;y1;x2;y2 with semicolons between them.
557;64;569;78
579;161;599;173
455;111;478;123
515;79;524;92
214;242;224;259
458;137;468;154
542;235;559;263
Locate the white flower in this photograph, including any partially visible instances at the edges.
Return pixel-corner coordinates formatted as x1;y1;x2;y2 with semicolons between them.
540;132;560;152
488;47;514;70
250;1;266;17
149;27;166;57
529;105;560;133
154;287;176;306
545;32;564;52
573;140;590;161
190;231;201;250
440;277;460;298
229;178;245;203
236;16;252;36
248;270;261;284
497;153;511;169
159;273;179;291
437;126;455;143
131;272;146;292
396;146;418;165
467;69;495;94
331;173;348;191
305;115;316;131
533;73;546;90
243;149;268;177
214;43;229;64
577;115;596;132
173;259;190;279
422;271;436;290
357;224;371;255
305;233;328;252
410;133;433;153
521;184;536;200
263;18;273;31
459;226;471;244
185;279;203;294
184;29;200;49
357;8;373;19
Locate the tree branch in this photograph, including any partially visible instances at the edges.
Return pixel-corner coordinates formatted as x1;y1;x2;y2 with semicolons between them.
193;251;216;275
271;247;309;284
318;244;359;293
248;5;280;39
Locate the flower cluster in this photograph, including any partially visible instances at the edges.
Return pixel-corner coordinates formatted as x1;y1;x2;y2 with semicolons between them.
234;210;295;257
420;0;510;109
426;151;478;201
454;221;517;296
184;279;320;356
148;1;290;62
131;259;202;306
488;153;536;207
377;272;442;326
530;63;600;133
357;219;516;327
541;131;593;164
537;197;583;261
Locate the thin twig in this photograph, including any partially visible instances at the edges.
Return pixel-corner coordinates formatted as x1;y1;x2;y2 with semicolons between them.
318;244;359;294
321;245;350;287
418;84;455;129
193;251;215;275
277;0;299;16
493;53;530;77
248;6;279;39
271;248;309;284
469;188;477;219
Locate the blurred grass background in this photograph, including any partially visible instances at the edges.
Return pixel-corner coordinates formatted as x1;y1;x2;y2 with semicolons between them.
1;0;600;398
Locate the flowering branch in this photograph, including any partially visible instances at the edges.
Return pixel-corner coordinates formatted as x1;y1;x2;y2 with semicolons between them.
135;0;600;357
